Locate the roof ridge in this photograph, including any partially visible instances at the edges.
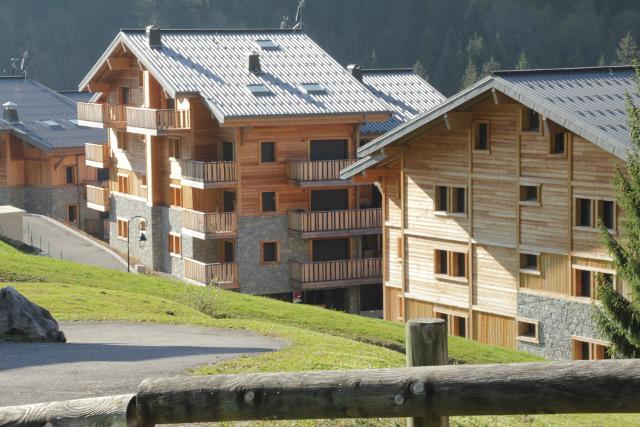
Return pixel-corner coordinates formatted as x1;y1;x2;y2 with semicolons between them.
493;65;636;76
121;28;300;34
361;68;415;73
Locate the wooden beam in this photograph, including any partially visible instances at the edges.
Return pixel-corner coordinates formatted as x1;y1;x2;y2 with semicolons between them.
381;146;406;158
87;82;110;93
352;174;379;184
491;89;516;105
53;156;67;170
107;57;132;71
364;168;398;179
443;112;472;131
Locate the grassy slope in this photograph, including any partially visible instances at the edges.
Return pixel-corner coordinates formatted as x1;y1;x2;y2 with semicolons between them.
0;241;635;426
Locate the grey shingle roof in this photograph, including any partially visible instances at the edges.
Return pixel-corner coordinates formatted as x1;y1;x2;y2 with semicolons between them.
0;77;106;152
343;66;638;179
360;69;445;136
58;90;95;103
81;29;393;123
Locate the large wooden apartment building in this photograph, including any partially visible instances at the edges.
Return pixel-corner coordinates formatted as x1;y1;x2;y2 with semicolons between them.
343;66;637;359
0;77;107;237
77;26;443;313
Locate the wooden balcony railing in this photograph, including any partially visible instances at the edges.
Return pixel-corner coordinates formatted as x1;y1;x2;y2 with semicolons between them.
182;209;237;237
180;160;237;186
289;258;382;288
289;208;382;235
77;102;126;126
86;185;110;211
85;143;109;166
184;258;238;286
287;159;357;183
126;107;191;132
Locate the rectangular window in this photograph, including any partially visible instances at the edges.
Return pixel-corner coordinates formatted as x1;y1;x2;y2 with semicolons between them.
65;166;76;184
260;142;276;163
473;122;490;151
575;198;592;227
522;108;540;132
435;250;468;281
436;312;467;338
97;168;110;182
520;253;539;272
168;137;181;159
516;318;539;343
396;237;403;260
117;219;128;239
575;269;592;298
435;186;466;215
551;133;567;155
116;131;128;151
435;186;448;212
451;187;466;214
573;338;611;360
168;233;182;256
140;175;147;188
261;191;277;213
261;241;279;264
67;205;78;223
170;186;182;207
435;249;448;275
452;252;466;278
117;174;130;194
120;86;130;105
519;185;540;204
598;200;615;230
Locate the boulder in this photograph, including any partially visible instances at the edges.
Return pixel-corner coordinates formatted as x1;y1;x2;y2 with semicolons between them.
0;286;66;342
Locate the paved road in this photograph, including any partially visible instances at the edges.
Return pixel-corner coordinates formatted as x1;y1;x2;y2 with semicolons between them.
22;214;126;271
0;322;284;406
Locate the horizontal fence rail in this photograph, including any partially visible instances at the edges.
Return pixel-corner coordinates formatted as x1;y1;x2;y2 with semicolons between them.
290;258;382;284
287;159;356;182
179;160;237;184
289;208;382;233
182;209;237;235
126;107;190;131
86;185;110;209
77;102;104;123
85;143;109;164
183;258;237;285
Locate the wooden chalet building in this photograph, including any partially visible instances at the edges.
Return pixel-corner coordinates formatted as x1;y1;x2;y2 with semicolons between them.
0;77;107;237
343;66;637;359
77;26;443;314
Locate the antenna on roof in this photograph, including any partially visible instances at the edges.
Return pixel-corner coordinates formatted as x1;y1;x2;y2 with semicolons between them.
280;0;306;31
7;50;28;79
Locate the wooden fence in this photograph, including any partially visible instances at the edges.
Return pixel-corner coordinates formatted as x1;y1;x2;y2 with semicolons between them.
84;143;109;165
183;258;238;286
126;107;190;131
287;159;356;182
289;258;382;285
289;208;382;233
182;209;237;235
86;185;110;210
179;160;237;184
1;320;639;427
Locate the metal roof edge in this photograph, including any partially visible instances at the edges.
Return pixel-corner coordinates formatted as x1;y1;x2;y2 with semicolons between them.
78;33;127;91
493;65;637;76
120;28;300;34
361;68;415;73
6;127;53;152
340;155;387;180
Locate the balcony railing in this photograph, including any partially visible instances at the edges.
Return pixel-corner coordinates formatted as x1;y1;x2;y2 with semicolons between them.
77;102;126;127
179;160;237;188
289;208;382;238
184;258;238;288
289;258;382;289
126;107;190;133
182;209;237;238
287;159;356;184
85;143;110;167
86;185;110;212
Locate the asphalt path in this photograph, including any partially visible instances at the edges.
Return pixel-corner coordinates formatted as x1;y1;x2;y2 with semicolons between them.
0;321;284;406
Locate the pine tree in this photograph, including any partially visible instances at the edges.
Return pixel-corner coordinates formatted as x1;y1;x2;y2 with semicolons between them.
516;51;529;70
598;53;607;67
413;60;427;80
617;32;640;66
459;60;478;90
595;70;640;358
481;56;501;76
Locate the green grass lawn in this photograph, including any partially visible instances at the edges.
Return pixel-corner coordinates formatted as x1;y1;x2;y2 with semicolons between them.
0;241;635;426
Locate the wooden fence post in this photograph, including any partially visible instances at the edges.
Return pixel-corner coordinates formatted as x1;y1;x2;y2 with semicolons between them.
406;318;449;427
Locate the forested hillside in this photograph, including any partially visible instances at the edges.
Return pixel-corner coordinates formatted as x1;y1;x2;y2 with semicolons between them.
0;0;638;95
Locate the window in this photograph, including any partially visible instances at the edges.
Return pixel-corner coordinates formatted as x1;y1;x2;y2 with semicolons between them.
260;142;276;163
168;233;182;256
117;174;130;194
551;133;567;155
40;119;64;130
168;137;181;159
261;241;279;265
140;175;147;188
434;249;468;281
117;219;128;240
261;191;277;212
67;205;78;223
300;83;326;95
516;318;539;343
246;84;271;96
254;39;279;50
65;166;76;184
519;185;540;205
434;186;466;215
97;168;110;182
522;108;540;132
116;131;128;151
436;312;467;338
473;122;490;151
574;198;616;231
120;86;130;105
573;337;611;360
170;185;182;207
598;200;615;230
574;268;615;299
519;253;540;273
575;198;592;227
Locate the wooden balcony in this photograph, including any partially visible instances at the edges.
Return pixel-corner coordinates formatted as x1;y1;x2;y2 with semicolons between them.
180;160;237;189
86;185;110;212
126;107;190;135
85;143;110;168
181;209;237;239
184;258;239;289
77;102;126;128
289;208;382;239
289;258;382;290
287;159;357;187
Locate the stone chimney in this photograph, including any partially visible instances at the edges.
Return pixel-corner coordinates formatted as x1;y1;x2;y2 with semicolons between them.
2;102;19;123
146;25;161;49
347;64;363;82
247;51;261;74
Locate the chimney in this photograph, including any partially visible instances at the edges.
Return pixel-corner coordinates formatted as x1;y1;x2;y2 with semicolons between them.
347;64;363;82
146;25;161;49
247;51;261;74
2;102;19;123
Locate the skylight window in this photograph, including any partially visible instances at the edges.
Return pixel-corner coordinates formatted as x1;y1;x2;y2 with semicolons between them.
39;120;64;130
301;83;326;95
254;39;279;50
246;84;272;96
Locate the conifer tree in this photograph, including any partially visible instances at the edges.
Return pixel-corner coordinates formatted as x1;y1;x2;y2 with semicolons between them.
617;32;640;65
413;60;427;80
596;70;640;358
481;56;500;76
459;60;478;90
516;51;529;70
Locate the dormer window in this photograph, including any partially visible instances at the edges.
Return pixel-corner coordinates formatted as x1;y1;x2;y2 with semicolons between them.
301;83;326;95
254;39;279;50
39;120;64;130
246;84;271;96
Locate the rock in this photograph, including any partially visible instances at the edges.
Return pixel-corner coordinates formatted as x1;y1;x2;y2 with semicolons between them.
0;286;66;342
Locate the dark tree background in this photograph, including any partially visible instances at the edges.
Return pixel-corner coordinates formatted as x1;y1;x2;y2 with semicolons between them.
0;0;638;95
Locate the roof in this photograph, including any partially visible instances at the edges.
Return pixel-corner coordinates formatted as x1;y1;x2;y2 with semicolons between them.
58;90;95;103
360;69;445;136
342;66;638;179
0;205;25;215
0;77;106;152
80;29;393;123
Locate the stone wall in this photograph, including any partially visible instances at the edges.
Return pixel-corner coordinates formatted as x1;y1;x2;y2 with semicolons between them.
517;291;602;360
237;215;307;295
0;187;25;210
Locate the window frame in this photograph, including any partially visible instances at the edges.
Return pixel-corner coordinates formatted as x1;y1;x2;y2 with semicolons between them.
120;86;131;106
259;141;276;164
516;317;540;344
572;266;616;300
573;197;617;233
472;121;491;152
260;191;278;214
572;336;611;360
117;173;130;195
521;107;542;133
170;184;182;207
434;249;469;284
116;131;128;152
434;309;468;338
519;184;541;206
65;165;77;185
260;241;280;265
168;232;182;257
116;218;129;241
66;204;79;223
168;137;181;160
549;132;568;157
519;252;541;276
434;185;467;217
